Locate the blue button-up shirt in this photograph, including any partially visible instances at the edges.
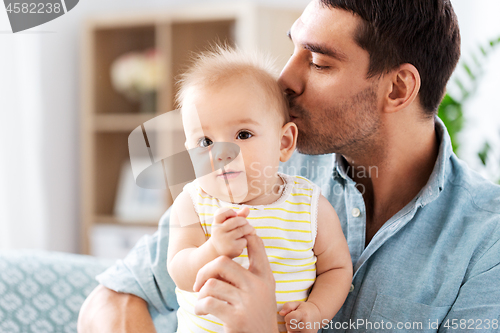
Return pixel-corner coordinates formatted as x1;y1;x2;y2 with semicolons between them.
97;117;500;332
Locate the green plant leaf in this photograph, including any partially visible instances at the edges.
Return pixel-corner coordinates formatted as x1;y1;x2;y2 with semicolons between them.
463;62;476;81
477;142;491;166
438;35;500;166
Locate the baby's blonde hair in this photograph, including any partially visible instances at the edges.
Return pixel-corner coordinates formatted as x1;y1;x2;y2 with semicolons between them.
175;45;289;124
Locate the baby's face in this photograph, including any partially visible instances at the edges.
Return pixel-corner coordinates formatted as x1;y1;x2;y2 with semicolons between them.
182;79;285;203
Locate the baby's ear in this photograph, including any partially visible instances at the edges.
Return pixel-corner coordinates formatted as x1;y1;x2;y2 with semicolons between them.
279;122;298;162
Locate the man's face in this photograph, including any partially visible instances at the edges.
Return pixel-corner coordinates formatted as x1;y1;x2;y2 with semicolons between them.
279;0;381;156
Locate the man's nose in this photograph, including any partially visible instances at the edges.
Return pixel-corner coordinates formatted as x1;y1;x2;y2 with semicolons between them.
278;53;305;97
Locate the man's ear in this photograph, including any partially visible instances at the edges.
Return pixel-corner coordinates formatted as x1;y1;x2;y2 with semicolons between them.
384;63;421;113
279;122;298;162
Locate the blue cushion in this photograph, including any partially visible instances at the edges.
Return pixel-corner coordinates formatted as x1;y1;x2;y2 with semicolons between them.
0;250;113;333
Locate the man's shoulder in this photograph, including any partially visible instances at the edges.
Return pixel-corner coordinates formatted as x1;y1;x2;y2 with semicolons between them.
431;154;500;260
446;154;500;216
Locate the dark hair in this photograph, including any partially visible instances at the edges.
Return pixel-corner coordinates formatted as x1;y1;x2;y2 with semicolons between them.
320;0;461;116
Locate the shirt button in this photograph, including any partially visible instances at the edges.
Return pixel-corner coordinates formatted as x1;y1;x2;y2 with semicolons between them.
349;284;355;292
351;208;361;217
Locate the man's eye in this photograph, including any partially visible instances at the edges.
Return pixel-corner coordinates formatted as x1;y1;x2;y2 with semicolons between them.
237;131;253;140
310;62;329;70
198;137;213;148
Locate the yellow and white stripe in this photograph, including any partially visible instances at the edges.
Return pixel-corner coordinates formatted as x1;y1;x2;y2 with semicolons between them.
175;172;321;333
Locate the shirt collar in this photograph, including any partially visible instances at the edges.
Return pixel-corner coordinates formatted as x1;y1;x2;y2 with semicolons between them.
332;154;349;182
332;116;452;206
417;116;451;206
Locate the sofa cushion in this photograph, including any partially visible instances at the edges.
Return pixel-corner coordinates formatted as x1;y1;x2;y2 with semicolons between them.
0;250;113;333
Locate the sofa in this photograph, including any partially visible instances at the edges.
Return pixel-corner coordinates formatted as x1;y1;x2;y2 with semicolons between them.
0;250;114;333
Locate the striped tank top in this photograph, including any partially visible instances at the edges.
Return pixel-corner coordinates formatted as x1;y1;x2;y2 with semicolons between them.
175;172;321;333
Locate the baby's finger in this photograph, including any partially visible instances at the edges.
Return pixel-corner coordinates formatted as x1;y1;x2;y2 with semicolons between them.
236;206;250;218
227;223;256;240
279;301;302;317
213;207;236;225
285;310;304;332
222;238;247;258
234;238;247;252
219;216;250;233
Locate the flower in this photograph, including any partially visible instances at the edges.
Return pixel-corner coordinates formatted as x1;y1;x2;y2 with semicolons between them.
110;48;163;100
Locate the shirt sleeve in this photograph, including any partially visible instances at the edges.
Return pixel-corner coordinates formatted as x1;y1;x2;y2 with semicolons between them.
438;229;500;332
96;207;179;332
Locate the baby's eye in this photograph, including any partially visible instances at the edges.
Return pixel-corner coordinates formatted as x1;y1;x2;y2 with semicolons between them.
198;137;213;148
237;131;253;140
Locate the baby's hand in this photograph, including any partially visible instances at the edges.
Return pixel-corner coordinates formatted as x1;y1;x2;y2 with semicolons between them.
280;301;322;333
210;206;255;258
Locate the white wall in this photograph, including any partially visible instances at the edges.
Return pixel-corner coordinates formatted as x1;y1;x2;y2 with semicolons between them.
451;0;500;180
0;0;498;253
0;26;46;249
0;0;309;253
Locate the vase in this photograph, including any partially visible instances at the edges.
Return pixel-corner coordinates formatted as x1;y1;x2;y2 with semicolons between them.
140;91;157;114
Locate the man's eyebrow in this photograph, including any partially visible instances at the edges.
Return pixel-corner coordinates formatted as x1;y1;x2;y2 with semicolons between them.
304;43;348;62
287;29;348;62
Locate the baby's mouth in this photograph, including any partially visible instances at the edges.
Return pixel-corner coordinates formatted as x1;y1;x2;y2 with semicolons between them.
217;170;242;180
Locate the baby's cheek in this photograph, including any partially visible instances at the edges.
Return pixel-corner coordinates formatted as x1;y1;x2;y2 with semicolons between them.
197;173;218;196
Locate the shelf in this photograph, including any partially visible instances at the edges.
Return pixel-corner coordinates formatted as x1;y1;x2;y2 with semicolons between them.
94;214;160;227
81;4;302;255
93;25;156;115
94;113;157;132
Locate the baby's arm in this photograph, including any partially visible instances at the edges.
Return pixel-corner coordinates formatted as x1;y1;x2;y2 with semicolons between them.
167;190;255;292
280;194;353;332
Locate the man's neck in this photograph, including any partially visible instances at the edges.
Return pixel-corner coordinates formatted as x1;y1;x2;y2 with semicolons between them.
343;115;439;246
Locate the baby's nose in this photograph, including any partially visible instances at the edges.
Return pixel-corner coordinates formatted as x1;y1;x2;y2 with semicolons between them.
212;143;239;161
215;150;233;161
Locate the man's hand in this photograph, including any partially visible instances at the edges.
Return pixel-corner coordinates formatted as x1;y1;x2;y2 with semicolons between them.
210;207;255;258
193;233;279;333
77;284;156;333
279;301;322;333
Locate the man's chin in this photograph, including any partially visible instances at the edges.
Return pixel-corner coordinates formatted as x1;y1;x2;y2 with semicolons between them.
296;135;337;156
296;141;323;155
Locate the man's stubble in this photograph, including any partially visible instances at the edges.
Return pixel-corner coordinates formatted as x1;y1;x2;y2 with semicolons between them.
289;84;381;158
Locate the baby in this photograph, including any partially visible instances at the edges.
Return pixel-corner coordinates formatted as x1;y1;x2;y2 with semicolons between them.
167;47;352;333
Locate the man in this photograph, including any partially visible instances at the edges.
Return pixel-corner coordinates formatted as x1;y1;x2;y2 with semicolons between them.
79;0;500;332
